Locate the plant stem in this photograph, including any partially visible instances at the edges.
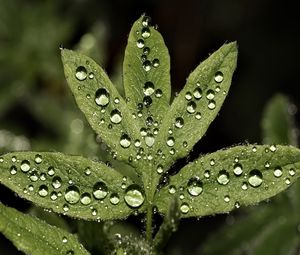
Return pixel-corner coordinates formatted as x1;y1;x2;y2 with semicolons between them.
146;201;153;245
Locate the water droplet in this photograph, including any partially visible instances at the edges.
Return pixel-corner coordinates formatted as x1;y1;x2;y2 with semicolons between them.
270;145;277;152
124;185;144;208
142;16;151;27
134;139;141;147
169;185;176;194
64;186;80;204
156;165;163;174
217;170;230;185
166;137;175;147
12;156;17;163
20;160;30;172
140;128;147;136
248;170;263;187
224;195;230;203
50;192;58;201
136;39;145;48
143;96;152;107
88;72;94;79
95;88;110;107
175;117;184;128
185;92;192;100
80;193;92;205
180;203;190;214
38;185;48;197
30;171;39;182
40;173;47;181
143;60;151;71
63;204;69;212
120;134;131;148
169;148;176;155
52;176;62;189
195;112;202;120
289;168;296;176
187;101;196;113
210;159;215;166
242;182;248;190
214;71;224;83
110;109;122;124
85;167;91;176
233;163;243;176
34;154;42;164
155;89;162;98
204;170;210;178
93;182;108;200
208;100;216;110
141;27;151;38
0;157;3;163
145;134;155;147
187;177;203;196
75;66;87;81
143;47;150;55
110;193;120;205
152;59;160;68
265;162;271;168
252;146;257;152
285;178;291;185
193;88;202;99
143;82;155;96
66;250;74;255
273;167;283;177
10;166;17;175
206;90;215;100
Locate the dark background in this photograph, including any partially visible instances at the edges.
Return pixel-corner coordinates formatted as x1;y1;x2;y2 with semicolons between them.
0;0;299;254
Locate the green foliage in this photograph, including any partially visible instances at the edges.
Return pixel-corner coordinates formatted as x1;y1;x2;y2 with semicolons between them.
1;15;300;255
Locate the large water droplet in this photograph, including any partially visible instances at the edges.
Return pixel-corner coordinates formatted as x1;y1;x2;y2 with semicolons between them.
233;163;243;176
166;137;175;147
110;193;120;205
273;167;283;177
34;154;42;164
95;88;110;107
145;134;155;147
20;160;30;172
206;90;215;100
141;27;151;38
208;100;216;110
75;66;87;81
180;203;190;214
80;193;92;205
187;101;196;113
193;88;202;99
110;109;122;124
175;117;184;128
120;134;131;148
136;39;145;48
30;171;39;182
38;185;48;197
185;92;192;100
248;169;263;187
187;177;203;196
214;71;224;83
124;185;144;208
64;186;80;204
217;170;230;185
93;182;108;200
143;82;155;96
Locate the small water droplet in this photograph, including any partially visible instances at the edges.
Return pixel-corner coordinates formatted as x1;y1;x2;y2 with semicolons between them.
136;39;145;48
152;59;160;68
156;165;163;174
143;82;155;96
185;92;192;100
20;160;30;172
206;90;215;100
142;16;151;27
88;72;94;79
273;167;283;177
168;185;176;194
204;170;210;178
187;101;196;113
110;193;120;205
34;154;42;164
50;192;58;201
145;134;155;147
80;193;92;205
242;182;248;190
141;27;151;38
195;112;202;120
289;168;296;176
208;100;216;110
85;167;91;176
66;250;74;255
252;146;257;152
95;88;110;107
63;204;69;212
224;195;230;203
210;159;215;166
120;134;131;148
217;170;230;185
93;182;108;200
175;117;184;128
62;237;68;244
155;89;163;98
143;47;150;55
12;156;17;163
233;163;243;176
193;88;202;99
285;178;291;185
166;137;175;147
180;203;190;214
187;176;203;196
214;71;224;83
265;162;271;168
140;128;147;136
30;171;39;182
65;186;80;204
110;109;122;124
52;176;62;189
143;60;151;71
134;139;141;147
38;185;48;197
75;66;87;81
10;166;17;175
143;96;152;107
270;145;277;152
124;185;144;208
248;170;263;187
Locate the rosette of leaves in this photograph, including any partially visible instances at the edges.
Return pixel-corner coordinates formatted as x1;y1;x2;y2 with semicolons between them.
1;16;300;255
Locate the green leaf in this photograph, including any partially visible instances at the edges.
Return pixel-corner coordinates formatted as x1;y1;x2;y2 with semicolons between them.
0;152;146;220
123;15;171;122
153;197;180;251
153;42;238;171
0;202;90;255
262;94;297;146
155;145;300;217
61;49;141;164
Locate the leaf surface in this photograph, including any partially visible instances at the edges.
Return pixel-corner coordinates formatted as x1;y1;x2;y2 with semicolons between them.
0;202;90;255
155;145;300;217
0;152;146;220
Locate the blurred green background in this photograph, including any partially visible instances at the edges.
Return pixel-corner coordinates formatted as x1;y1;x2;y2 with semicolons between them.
1;0;300;254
